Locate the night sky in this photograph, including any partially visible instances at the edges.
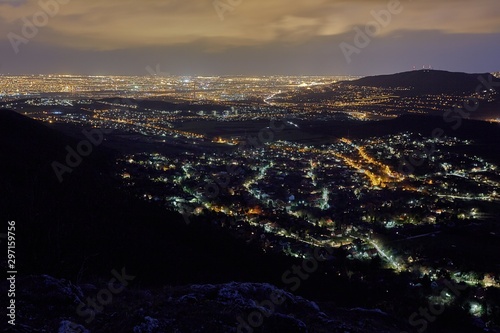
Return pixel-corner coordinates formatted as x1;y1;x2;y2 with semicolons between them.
1;0;499;76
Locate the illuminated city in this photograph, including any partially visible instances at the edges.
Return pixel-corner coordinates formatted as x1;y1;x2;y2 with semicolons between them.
1;0;500;331
5;72;499;293
3;74;500;333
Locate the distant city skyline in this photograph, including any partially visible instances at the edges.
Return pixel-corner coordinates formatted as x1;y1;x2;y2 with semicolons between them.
0;0;499;76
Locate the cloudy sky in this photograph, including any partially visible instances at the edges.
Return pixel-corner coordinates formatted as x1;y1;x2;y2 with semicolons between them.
0;0;499;75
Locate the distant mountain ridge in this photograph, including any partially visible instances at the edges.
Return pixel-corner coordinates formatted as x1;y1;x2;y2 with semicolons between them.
349;69;500;95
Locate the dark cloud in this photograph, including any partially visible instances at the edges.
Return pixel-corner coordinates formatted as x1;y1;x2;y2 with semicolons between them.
0;0;498;74
0;0;27;7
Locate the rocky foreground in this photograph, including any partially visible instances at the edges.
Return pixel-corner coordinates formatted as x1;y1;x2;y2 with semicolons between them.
2;275;406;333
